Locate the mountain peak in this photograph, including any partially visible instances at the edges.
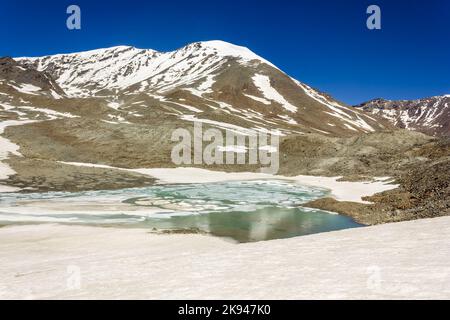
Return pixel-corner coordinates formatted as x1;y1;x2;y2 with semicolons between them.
181;40;276;68
198;40;276;68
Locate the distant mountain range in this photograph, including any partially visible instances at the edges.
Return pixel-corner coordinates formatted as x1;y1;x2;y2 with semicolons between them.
355;95;450;137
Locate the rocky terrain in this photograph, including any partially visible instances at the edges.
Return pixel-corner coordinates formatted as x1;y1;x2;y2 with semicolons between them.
0;41;448;225
305;137;449;225
355;95;450;137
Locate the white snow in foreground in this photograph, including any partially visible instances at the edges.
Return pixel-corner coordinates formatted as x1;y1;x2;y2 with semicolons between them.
58;164;398;203
253;74;298;112
1;216;449;299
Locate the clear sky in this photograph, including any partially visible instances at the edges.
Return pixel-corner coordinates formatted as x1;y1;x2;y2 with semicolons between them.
1;0;449;104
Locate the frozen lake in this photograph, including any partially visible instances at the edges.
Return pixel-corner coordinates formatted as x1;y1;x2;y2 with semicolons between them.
0;180;362;242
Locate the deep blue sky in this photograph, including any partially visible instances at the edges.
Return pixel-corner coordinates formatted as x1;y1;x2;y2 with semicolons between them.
1;0;449;104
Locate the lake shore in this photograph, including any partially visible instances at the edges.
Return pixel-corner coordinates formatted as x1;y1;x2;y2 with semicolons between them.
1;163;401;226
1;216;449;299
59;164;399;204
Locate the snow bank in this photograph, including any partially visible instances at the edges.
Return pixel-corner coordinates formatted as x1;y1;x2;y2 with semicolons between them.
243;93;272;105
1;216;449;299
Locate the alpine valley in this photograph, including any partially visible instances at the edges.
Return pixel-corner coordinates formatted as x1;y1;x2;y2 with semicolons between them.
0;40;449;225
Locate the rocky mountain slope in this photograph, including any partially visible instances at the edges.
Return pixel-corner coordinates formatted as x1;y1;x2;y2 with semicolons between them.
9;41;389;137
355;95;450;137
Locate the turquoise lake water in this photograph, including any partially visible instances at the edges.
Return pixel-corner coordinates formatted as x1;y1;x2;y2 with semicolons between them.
0;180;362;242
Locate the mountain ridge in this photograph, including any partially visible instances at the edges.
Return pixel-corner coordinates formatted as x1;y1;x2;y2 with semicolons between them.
4;40;389;137
355;95;450;137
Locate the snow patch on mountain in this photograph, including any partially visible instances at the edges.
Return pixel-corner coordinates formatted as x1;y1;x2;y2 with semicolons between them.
107;102;121;110
253;74;297;112
17;106;78;120
278;114;298;125
196;75;215;93
180;114;258;135
170;101;202;113
10;83;41;96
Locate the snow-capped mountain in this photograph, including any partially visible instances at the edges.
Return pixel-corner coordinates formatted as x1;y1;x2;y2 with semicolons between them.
355;95;450;137
16;42;277;97
5;40;390;137
1;40;447;197
0;57;65;99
